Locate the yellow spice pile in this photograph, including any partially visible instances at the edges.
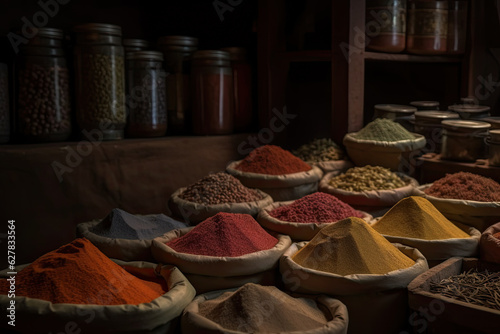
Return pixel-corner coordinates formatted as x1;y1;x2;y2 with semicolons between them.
292;217;415;276
372;196;469;240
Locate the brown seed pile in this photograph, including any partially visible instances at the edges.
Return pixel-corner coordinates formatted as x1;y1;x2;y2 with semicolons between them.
18;64;71;137
78;54;126;127
424;172;500;202
293;138;345;162
329;165;407;192
179;172;264;205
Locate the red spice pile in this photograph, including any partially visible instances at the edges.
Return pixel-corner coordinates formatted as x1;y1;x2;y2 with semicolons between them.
0;238;167;305
269;192;364;223
235;145;311;175
167;212;278;257
424;172;500;202
493;232;500;240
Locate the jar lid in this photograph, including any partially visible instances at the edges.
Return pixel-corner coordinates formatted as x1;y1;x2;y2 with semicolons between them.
157;36;198;47
374;104;417;114
415;111;459;121
34;28;64;39
410;101;440;108
192;50;231;61
73;23;122;36
220;47;247;60
123;39;150;48
448;104;491;113
460;97;476;105
126;51;164;61
442;120;491;130
483;117;500;128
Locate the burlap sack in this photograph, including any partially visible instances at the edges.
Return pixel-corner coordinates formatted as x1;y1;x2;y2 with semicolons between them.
76;216;187;262
257;201;373;241
280;242;428;334
319;171;419;207
313;160;354;174
414;184;500;232
0;261;195;334
181;288;348;334
226;161;323;201
151;228;292;293
480;222;500;264
168;187;273;225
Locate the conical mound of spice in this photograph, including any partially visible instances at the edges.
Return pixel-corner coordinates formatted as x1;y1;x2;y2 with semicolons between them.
235;145;312;175
0;238;167;305
269;192;363;223
167;212;278;257
292;217;415;275
198;283;328;332
179;172;263;204
372;196;469;240
424;172;500;202
353;118;415;142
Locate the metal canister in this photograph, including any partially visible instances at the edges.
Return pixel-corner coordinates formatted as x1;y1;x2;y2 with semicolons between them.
448;104;491;120
122;39;150;53
441;120;491;161
374;104;417;132
488;129;500;166
413;111;459;153
410;101;440;111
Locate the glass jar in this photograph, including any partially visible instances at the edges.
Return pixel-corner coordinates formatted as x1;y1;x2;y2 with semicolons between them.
441;120;490;161
374;104;417;132
16;28;71;142
447;1;467;55
413;111;459;153
157;36;198;134
365;0;406;53
0;64;9;143
221;47;253;132
410;101;440;111
125;51;167;138
73;23;126;140
407;1;448;55
191;50;234;135
487;129;500;167
448;104;491;120
122;39;150;53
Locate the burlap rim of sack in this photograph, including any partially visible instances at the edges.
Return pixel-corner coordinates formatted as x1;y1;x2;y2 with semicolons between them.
226;160;324;188
152;227;292;277
0;261;196;333
343;132;427;151
168;187;274;224
257;200;373;241
480;222;500;264
181;287;349;334
319;171;419;207
279;242;429;295
309;159;354;174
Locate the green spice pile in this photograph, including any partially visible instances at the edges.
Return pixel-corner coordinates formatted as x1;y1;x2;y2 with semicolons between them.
430;269;500;311
353;118;415;142
198;283;329;332
292;217;415;275
424;172;500;202
328;165;407;192
373;197;469;240
293;138;345;162
179;172;263;205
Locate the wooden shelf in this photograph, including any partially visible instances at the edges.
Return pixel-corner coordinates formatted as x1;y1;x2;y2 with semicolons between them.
280;50;332;63
364;51;463;63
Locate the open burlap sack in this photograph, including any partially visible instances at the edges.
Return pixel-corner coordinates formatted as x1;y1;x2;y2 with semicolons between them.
257;201;373;241
319;171;419;207
313;159;354;174
414;184;500;232
0;261;195;334
151;228;292;293
280;242;428;334
226;161;323;201
480;222;500;264
181;288;348;334
168;187;273;225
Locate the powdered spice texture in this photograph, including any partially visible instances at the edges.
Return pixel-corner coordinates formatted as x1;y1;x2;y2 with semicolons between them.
167;212;278;257
269;192;363;223
353;118;415;142
198;283;329;332
235;145;312;175
0;238;167;305
424;172;500;202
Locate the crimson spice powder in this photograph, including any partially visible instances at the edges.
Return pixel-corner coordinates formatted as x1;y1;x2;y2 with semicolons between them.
424;172;500;202
167;212;278;257
270;192;364;223
235;145;311;175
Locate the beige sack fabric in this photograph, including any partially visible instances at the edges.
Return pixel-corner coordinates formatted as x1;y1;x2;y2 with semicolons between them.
226;161;323;201
480;222;500;264
414;185;500;232
314;160;354;174
168;187;273;225
181;287;349;334
280;242;428;334
0;261;195;334
257;201;372;241
319;171;419;207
